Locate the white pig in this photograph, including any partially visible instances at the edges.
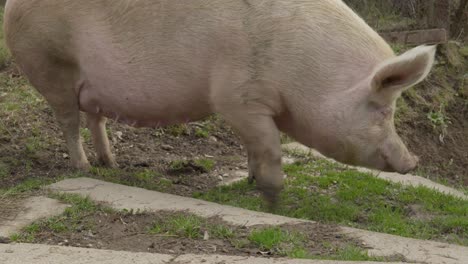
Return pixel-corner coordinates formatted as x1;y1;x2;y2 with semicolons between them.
3;0;435;203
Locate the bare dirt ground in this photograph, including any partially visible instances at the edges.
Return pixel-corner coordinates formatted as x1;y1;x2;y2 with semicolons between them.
26;210;362;259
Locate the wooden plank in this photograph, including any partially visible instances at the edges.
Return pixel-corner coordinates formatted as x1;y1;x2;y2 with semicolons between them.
380;28;447;45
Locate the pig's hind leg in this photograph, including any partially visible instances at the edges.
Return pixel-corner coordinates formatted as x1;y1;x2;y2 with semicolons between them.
86;113;117;168
16;58;91;170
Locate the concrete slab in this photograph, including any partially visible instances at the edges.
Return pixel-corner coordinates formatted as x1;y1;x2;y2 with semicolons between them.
0;196;68;237
0;243;400;264
48;178;305;227
341;227;468;264
48;178;468;264
281;143;467;200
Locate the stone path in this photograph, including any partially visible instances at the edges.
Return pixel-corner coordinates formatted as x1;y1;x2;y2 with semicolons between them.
1;144;467;264
0;196;68;237
37;178;467;264
0;243;401;264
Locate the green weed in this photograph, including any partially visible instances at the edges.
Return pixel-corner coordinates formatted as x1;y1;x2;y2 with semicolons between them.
149;214;204;239
248;227;306;257
194;158;215;172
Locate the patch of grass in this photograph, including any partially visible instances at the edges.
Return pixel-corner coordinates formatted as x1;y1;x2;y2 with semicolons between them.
80;128;91;142
210;224;235;239
90;167;121;179
11;193;109;242
195;158;468;246
329;245;384;261
0;178;50;197
169;160;188;171
193;158;215;172
280;133;295;144
134;169;161;182
165;124;189;137
248;227;307;257
148;213;236;240
25;136;45;155
195;127;209;138
149;213;204;239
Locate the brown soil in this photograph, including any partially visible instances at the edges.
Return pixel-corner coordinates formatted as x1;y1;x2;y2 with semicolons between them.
396;44;468;186
25;210;362;258
398;100;468;186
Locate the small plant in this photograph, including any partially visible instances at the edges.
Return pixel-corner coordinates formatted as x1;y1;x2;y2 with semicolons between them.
80;128;91;142
169;160;189;171
149;214;204;239
25;136;44;154
134;169;160;182
427;103;451;142
248;227;306;256
194;158;215;172
210;225;234;239
165;124;189;137
90;167;120;179
195;127;209;138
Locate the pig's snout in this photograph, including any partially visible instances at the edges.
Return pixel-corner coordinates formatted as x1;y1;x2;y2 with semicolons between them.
384;153;419;174
402;153;419;174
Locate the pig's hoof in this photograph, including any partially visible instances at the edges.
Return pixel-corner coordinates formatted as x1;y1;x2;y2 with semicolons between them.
73;161;91;171
248;176;255;185
261;190;279;212
98;157;119;168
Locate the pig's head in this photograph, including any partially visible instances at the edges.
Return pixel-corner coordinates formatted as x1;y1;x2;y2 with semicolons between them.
325;45;436;174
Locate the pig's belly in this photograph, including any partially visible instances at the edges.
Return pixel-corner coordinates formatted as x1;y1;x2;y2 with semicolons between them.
77;73;212;128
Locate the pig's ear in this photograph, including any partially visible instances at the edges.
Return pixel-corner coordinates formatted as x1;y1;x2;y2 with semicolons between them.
371;45;436;103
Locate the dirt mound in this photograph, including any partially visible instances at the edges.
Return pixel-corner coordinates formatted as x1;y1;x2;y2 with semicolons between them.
396;42;468;186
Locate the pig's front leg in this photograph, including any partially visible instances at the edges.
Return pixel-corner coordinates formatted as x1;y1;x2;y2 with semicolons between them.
220;107;284;206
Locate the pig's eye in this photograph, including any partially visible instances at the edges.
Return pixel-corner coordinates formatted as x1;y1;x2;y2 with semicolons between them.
368;102;392;118
379;107;393;118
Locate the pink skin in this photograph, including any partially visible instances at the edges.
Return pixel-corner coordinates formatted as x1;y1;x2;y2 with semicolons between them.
4;0;435;204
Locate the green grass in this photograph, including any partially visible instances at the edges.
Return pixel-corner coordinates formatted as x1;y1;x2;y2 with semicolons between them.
148;213;238;241
80;128;91;142
10;193;109;242
168;158;215;173
329;245;384;261
194;158;468;246
165;124;189;137
149;213;204;239
248;227;307;257
0;178;51;197
193;158;215;172
195;127;209;138
148;213;236;240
